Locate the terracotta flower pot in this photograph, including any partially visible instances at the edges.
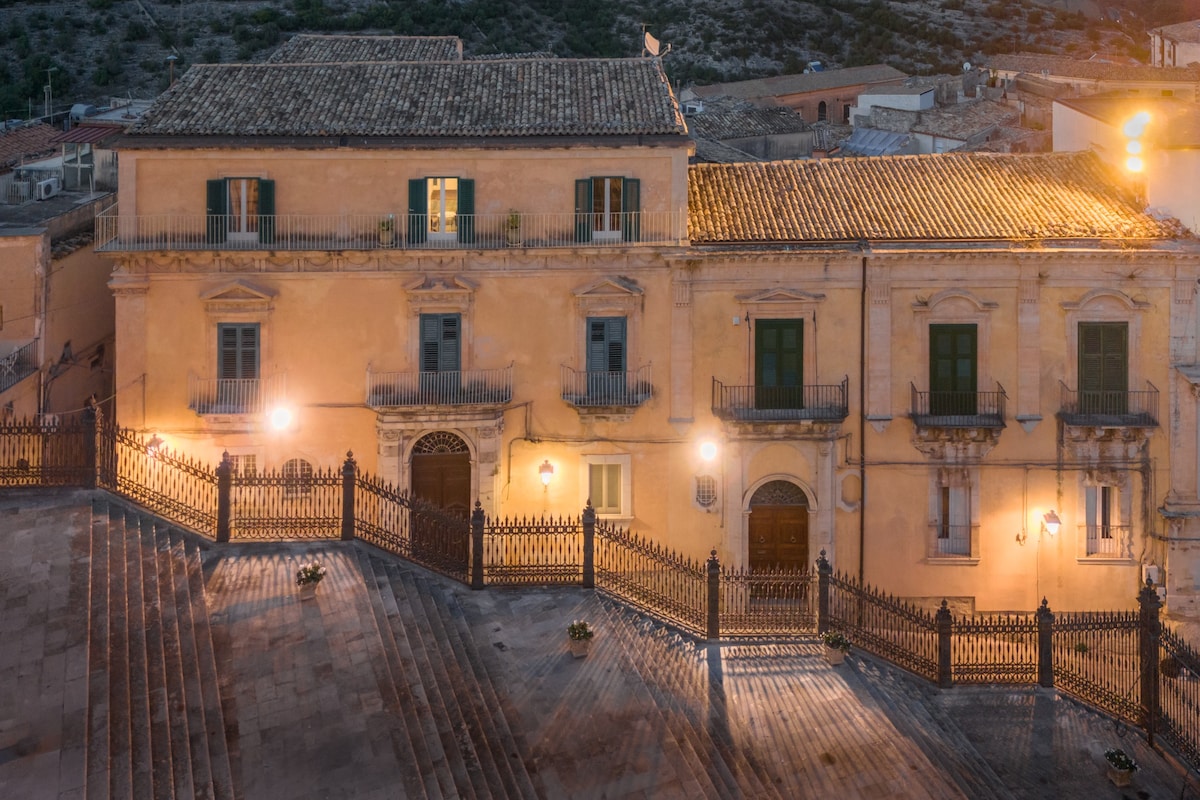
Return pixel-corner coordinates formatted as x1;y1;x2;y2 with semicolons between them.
568;638;592;658
825;645;846;666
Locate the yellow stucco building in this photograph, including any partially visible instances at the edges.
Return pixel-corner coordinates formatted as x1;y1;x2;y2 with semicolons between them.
100;35;1200;616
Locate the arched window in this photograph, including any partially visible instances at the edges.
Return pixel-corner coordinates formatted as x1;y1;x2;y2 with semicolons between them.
283;458;313;497
817;101;828;122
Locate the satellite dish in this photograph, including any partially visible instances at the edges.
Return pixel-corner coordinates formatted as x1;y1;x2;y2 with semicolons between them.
963;61;972;72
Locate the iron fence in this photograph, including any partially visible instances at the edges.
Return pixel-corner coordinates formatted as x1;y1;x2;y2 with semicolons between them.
0;339;40;394
3;416;1200;774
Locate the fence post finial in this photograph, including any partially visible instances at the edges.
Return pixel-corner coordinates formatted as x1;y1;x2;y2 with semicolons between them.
215;451;232;543
1036;598;1054;689
470;501;485;590
936;600;953;689
706;549;720;642
582;502;595;589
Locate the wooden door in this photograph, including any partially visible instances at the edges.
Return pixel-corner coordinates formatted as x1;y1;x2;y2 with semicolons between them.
410;450;471;569
748;505;809;571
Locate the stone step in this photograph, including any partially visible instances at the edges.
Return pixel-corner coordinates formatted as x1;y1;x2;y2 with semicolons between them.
57;501;94;800
397;564;540;800
374;556;485;799
84;503;110;800
154;520;196;800
122;510;154;800
601;604;763;799
136;514;175;800
351;546;444;800
179;532;236;800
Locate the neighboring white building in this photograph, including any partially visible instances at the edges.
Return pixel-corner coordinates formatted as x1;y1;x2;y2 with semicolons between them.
850;84;935;125
1150;20;1200;68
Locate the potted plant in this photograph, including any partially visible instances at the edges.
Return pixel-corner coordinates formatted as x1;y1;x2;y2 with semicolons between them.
505;210;521;246
821;630;851;665
567;620;594;658
1104;748;1137;787
379;214;395;246
296;560;327;599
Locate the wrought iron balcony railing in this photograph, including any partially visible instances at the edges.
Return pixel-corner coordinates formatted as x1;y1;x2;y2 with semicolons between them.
933;524;972;557
188;373;287;416
910;382;1007;428
1058;380;1159;427
94;204;687;252
366;365;513;408
0;339;39;394
1081;524;1131;557
711;376;849;422
561;365;652;409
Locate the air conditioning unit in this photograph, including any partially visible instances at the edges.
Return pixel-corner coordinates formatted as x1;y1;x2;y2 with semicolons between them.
35;176;61;201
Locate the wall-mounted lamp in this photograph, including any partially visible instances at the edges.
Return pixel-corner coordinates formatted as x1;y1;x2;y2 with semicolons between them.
539;460;554;487
1042;510;1061;536
268;406;293;431
146;434;164;456
699;441;718;462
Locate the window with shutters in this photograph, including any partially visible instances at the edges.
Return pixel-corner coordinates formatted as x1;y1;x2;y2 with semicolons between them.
582;454;631;518
216;323;260;412
408;177;474;244
929;324;977;416
206;178;275;244
755;319;803;410
929;468;979;561
1078;322;1128;415
1084;485;1118;556
420;314;461;373
574;177;640;242
586;316;626;403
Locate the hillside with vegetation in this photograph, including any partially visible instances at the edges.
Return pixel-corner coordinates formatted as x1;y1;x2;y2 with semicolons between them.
0;0;1193;121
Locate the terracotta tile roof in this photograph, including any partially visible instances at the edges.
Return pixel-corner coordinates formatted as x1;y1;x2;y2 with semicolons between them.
688;65;908;101
128;59;686;138
266;34;463;63
691;137;761;163
687;152;1176;243
1151;20;1200;44
909;100;1019;140
0;123;61;172
988;53;1200;83
687;107;810;140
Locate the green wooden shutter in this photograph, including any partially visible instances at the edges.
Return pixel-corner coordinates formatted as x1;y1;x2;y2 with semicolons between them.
575;179;593;243
755;320;802;409
929;324;976;415
206;179;228;243
420;314;460;372
257;179;275;244
587;317;626;373
218;323;259;380
456;178;475;244
621;178;640;242
1078;322;1127;413
408;179;427;244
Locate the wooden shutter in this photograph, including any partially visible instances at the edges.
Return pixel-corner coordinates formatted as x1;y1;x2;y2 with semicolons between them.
408;178;427;244
258;179;275;244
621;178;640;242
1078;322;1127;412
575;179;593;242
456;178;475;244
587;317;625;373
218;324;259;380
420;314;460;372
206;179;228;243
755;320;802;410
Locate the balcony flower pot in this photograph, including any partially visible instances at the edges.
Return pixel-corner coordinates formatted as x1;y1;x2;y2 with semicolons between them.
821;630;851;666
567;620;594;658
1104;749;1137;787
296;560;326;600
505;211;522;246
379;215;395;247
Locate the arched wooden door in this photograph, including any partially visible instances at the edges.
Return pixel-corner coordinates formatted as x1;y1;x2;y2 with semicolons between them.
410;432;471;570
748;480;809;571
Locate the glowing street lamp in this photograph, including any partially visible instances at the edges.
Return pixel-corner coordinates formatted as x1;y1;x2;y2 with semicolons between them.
539;459;554;487
268;406;293;430
699;441;718;462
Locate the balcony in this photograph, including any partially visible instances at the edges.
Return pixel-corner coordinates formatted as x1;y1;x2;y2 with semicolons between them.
1081;524;1132;558
910;382;1007;429
188;373;286;415
1058;381;1159;428
366;365;513;409
561;365;652;409
933;524;973;557
711;377;849;422
95;205;686;253
0;339;39;394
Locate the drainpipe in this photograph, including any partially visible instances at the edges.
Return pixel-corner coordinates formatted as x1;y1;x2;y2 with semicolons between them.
859;250;868;583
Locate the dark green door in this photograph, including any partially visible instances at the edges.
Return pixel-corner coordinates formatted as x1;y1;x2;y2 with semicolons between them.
1078;322;1128;415
755;320;802;410
929;324;976;416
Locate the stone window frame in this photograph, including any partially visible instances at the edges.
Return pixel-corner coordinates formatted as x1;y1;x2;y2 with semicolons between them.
927;465;981;565
405;276;476;373
911;289;998;396
1061;289;1149;395
581;453;632;520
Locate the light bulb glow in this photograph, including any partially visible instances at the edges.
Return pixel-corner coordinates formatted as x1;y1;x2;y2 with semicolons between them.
269;407;293;430
1125;140;1142;155
1125;155;1144;173
699;441;718;461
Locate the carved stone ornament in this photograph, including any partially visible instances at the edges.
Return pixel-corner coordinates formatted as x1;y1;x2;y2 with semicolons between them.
749;480;809;507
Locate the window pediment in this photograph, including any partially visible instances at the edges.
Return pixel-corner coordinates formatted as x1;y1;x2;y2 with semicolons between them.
201;280;275;314
737;288;826;306
406;275;476;313
573;276;643;313
1061;288;1150;313
913;289;998;314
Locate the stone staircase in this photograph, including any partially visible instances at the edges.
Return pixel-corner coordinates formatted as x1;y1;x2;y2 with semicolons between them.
84;499;235;800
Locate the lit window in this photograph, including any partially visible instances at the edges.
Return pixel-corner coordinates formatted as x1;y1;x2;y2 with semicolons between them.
582;454;631;518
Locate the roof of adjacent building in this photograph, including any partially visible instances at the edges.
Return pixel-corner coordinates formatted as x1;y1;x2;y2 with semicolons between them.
687;65;908;101
687;152;1177;243
1151;19;1200;44
1056;94;1200;147
691;137;761;163
0;123;62;173
687;107;810;140
988;53;1200;83
266;34;464;63
127;58;686;138
841;127;913;157
909;100;1019;140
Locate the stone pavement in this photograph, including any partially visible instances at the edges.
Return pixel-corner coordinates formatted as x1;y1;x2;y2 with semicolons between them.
1;491;1199;799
